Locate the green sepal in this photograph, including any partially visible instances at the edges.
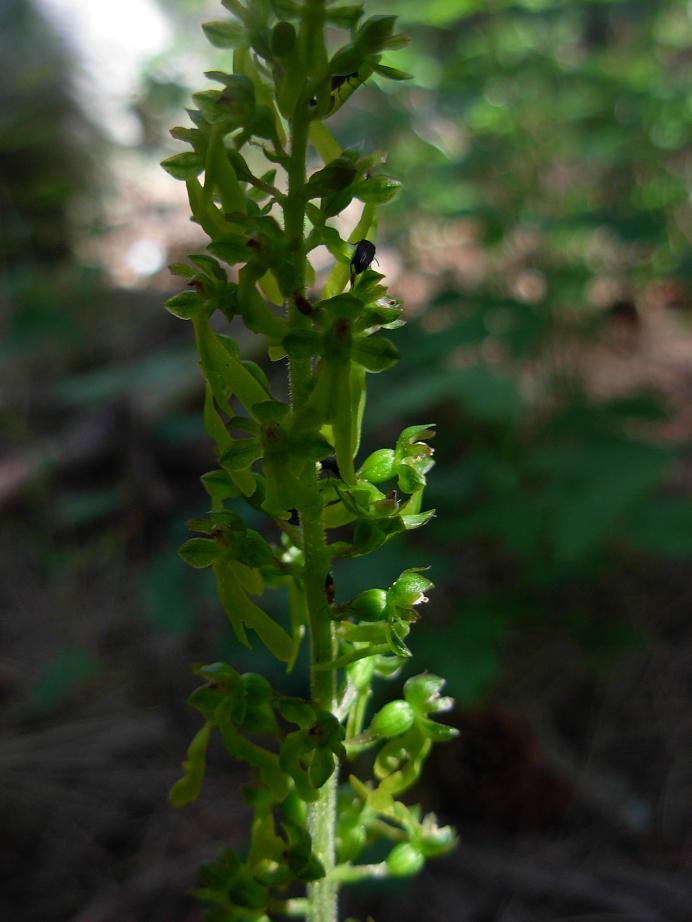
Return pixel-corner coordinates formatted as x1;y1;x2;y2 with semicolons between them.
220;438;263;471
205;127;248;215
187;685;227;722
268;0;302;16
400;509;435;530
397;460;426;493
202;20;245;48
279;731;319;803
217;703;289;800
417;717;459;743
283;329;324;359
179;537;224;569
165;290;207;320
352;335;399;372
277;697;317;728
186;176;228;238
191;89;226;125
309;748;335;789
228;877;268;910
213;562;293;662
346;655;375;692
329;44;364;75
304;156;357;199
417;820;457;857
248;27;273;62
201;469;241;505
168;722;211;806
385;622;412;658
161;151;204;181
352;175;402;205
372;63;413;81
325;5;364;28
396;423;436;455
193;317;271;414
189;253;227;281
389;568;433;608
403;673;449;714
355;14;398;54
169;125;203;147
253;400;290;424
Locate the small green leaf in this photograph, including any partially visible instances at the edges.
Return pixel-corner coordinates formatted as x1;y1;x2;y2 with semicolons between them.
179;537;223;568
202;20;245;48
161;152;205;181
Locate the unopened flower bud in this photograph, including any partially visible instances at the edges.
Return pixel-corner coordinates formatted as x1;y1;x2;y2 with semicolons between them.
358;448;395;483
349;588;388;620
386;842;424;877
371;699;415;738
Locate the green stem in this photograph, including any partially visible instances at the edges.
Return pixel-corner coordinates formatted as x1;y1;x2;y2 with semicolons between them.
283;4;337;920
330;861;389;883
302;502;337;922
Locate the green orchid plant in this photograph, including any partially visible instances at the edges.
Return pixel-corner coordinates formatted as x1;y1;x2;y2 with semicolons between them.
162;2;457;920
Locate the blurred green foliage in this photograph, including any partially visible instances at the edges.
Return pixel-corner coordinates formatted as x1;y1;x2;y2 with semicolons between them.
346;0;692;699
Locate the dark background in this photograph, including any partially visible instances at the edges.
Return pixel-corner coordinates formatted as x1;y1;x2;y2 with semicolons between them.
2;1;692;920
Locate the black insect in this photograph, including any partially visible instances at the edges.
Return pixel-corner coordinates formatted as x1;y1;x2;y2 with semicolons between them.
350;238;376;281
309;72;364;108
292;289;313;316
320;455;341;479
330;71;361;93
325;571;335;605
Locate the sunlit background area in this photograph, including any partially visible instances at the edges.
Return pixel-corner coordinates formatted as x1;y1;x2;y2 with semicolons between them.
3;1;692;920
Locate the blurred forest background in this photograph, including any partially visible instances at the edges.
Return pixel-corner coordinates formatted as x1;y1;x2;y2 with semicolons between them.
2;0;692;920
